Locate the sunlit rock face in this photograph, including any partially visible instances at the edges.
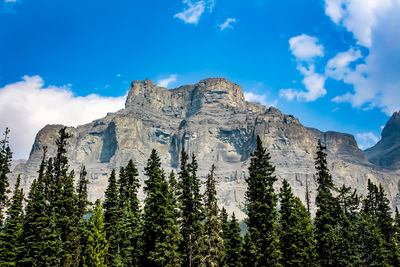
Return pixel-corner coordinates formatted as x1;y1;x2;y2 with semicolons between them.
365;111;400;171
12;78;400;219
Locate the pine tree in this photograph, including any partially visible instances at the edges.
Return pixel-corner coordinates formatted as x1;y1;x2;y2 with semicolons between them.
0;128;12;224
178;148;204;267
334;185;361;265
82;200;109;267
314;140;340;266
0;175;24;266
225;213;243;267
279;179;316;266
118;160;141;266
141;149;181;266
103;169;122;266
18;148;62;266
202;164;225;266
77;165;90;218
244;136;281;266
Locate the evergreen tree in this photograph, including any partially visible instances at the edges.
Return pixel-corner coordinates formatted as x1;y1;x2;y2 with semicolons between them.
118;160;141;267
334;185;361;265
141;149;181;266
18;148;63;266
0;175;24;266
103;169;122;266
279;179;316;266
82;200;109;267
244;136;281;266
0;128;12;224
77;165;90;218
178;148;204;267
224;213;243;267
314;140;340;266
202;164;225;266
395;208;400;248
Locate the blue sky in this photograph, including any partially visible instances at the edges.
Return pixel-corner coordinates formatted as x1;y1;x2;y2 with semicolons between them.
1;0;399;159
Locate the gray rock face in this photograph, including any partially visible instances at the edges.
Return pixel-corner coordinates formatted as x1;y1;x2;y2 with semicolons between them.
365;111;400;170
11;78;400;219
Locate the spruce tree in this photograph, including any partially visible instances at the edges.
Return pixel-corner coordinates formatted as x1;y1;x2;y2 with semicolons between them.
0;128;12;224
77;165;90;218
244;136;281;266
314;140;340;266
118;160;141;266
335;185;361;265
141;149;181;266
82;200;109;267
202;164;225;266
225;213;243;267
103;169;122;266
18;148;62;266
0;175;24;266
279;179;316;266
178;148;204;267
358;180;389;265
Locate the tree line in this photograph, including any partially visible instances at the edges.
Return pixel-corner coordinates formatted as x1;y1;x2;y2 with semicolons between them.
0;127;400;266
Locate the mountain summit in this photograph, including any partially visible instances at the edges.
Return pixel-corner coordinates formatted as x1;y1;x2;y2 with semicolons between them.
12;78;400;218
365;111;400;170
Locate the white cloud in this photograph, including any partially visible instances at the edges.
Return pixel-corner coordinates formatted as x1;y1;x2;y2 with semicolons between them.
5;0;18;2
280;35;326;102
356;132;380;150
244;91;277;107
219;18;236;31
289;34;324;61
0;75;126;159
325;48;362;80
326;0;400;115
174;0;214;24
157;74;177;88
325;0;391;47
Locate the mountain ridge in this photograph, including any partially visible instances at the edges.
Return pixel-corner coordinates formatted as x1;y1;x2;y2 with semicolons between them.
11;78;400;219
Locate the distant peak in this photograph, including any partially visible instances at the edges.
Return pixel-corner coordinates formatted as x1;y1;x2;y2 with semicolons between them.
130;78;156;87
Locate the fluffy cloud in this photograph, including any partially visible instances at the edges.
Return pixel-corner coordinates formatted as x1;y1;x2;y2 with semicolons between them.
356;132;379;150
325;48;362;80
219;18;236;31
174;0;214;24
0;76;125;159
157;74;177;88
325;0;391;47
289;34;324;61
280;35;326;102
244;91;277;107
326;0;400;115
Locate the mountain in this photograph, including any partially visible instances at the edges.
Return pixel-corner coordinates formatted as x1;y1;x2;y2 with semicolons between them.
11;78;400;218
365;111;400;170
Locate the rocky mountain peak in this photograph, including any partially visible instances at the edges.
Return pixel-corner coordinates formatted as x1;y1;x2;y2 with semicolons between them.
381;111;400;141
125;77;245;117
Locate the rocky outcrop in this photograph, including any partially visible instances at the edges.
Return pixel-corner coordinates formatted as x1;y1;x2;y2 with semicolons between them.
365;112;400;170
11;78;400;219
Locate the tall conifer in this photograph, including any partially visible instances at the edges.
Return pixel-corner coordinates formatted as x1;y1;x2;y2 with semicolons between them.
244;136;281;266
202;164;225;266
0;175;24;266
178;148;204;267
279;179;317;266
0;128;12;223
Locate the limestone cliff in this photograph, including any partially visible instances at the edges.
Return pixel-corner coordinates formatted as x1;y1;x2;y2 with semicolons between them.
12;78;400;219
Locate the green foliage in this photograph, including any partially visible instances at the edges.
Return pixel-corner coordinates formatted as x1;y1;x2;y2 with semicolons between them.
103;169;121;266
225;213;243;267
279;179;317;266
142;149;181;266
202;164;225;266
314;140;340;266
82;200;108;267
244;136;281;266
0;128;12;224
77;165;90;218
178;148;204;267
0;175;24;266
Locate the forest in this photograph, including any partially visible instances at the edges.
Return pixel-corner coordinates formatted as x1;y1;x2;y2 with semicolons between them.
0;127;400;267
